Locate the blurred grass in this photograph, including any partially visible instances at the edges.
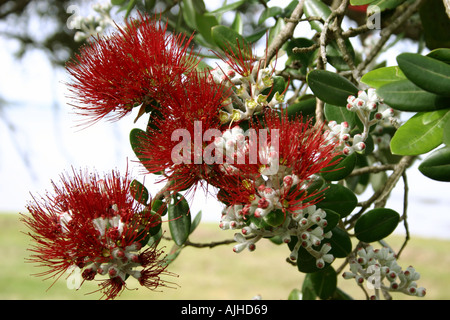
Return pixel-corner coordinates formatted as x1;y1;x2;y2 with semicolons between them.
1;212;449;300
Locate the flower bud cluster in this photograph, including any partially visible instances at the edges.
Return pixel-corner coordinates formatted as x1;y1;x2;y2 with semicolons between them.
220;180;334;269
342;245;426;299
325;88;395;156
70;2;114;42
210;61;286;124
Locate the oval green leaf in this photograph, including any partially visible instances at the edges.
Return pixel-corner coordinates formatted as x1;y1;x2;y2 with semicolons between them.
168;193;191;246
321;153;357;181
303;0;331;32
418;146;450;182
354;208;400;243
397;53;450;97
325;226;352;258
360;66;406;89
390;109;450;155
376;79;450;112
310;266;337;300
307;70;359;107
427;48;450;65
316;183;358;217
130;179;149;205
323;209;340;233
211;25;252;59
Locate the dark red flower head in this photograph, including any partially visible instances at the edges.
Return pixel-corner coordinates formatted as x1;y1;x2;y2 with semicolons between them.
135;70;231;193
66;13;199;124
21;168;175;300
215;110;340;215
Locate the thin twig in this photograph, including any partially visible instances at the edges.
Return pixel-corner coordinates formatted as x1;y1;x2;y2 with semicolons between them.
397;172;410;258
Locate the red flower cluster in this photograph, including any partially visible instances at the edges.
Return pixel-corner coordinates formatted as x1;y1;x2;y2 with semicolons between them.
22;168;174;299
217;110;339;219
66;13;199;124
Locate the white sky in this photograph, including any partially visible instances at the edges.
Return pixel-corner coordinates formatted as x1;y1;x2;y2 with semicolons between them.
0;0;449;239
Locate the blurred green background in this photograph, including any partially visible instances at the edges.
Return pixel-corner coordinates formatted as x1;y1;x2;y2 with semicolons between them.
1;212;449;300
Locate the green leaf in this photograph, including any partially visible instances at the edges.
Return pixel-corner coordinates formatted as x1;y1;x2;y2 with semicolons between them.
354;208;400;243
376;79;450;112
427;48;450;65
111;0;127;5
322;209;340;233
390;109;450;155
418;146;450;182
320;153;357;181
316;184;358;218
325;227;352;258
367;0;406;15
397;53;450;97
350;0;375;4
129;128;153;172
211;25;252;59
190;210;202;234
195;13;218;45
360;66;406;89
288;288;303;300
310;266;337;300
287;96;316;119
444;116;450;145
168;193;191;246
268;17;286;47
324;103;358;129
419;0;450;50
307;70;359;107
130;179;149;205
303;0;331;32
230;12;243;34
205;0;245;16
326;39;356;71
301;274;317;300
258;6;283;25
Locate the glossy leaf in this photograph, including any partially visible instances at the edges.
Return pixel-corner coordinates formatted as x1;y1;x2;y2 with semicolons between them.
168;193;191;246
326;39;356;71
307;70;359;107
354;208;400;243
303;0;331;32
130;179;149;205
322;209;340;233
390;109;450;155
310;266;337;300
376;79;450;112
211;25;252;59
397;53;450;97
427;48;450;65
419;0;450;50
129;128;153;172
316;184;358;218
360;66;406;89
190;210;202;234
320;153;357;181
287;96;316;119
324;103;359;129
367;0;406;15
258;6;283;24
301;274;317;300
326;227;352;258
418;146;450;182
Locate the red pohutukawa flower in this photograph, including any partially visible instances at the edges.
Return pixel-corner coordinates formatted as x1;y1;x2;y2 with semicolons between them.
21;168;175;300
216;110;340;216
66;13;199;124
135;70;231;193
